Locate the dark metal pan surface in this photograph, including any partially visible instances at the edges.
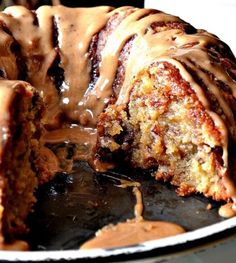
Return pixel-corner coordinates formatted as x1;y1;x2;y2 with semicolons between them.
1;161;236;262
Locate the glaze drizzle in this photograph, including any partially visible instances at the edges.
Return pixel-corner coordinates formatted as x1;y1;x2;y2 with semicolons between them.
0;5;235;204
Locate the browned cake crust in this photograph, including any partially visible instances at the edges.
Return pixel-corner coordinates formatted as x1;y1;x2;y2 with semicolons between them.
0;80;43;244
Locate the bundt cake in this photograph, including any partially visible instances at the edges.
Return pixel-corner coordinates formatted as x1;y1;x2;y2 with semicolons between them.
0;4;236;247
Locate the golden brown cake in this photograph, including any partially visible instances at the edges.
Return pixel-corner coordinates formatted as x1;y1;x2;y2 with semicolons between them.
0;5;235;245
0;80;43;246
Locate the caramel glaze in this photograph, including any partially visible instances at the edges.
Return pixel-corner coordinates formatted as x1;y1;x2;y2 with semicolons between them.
80;219;185;250
0;240;29;251
0;6;235;207
219;203;236;218
80;178;185;250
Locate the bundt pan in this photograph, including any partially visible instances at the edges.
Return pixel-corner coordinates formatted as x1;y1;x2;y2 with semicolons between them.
0;161;235;262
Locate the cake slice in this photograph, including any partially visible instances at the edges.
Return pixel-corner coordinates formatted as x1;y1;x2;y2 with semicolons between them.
0;80;43;246
95;60;236;203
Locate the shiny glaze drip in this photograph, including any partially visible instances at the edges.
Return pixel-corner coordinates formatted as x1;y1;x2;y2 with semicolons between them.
133;186;143;220
115;179;143;219
1;6;114;127
1;6;59;126
0;6;235;131
43;126;97;144
219;203;236;218
43;125;97;162
50;6;114;124
0;6;233;128
80;219;185;250
80;176;185;249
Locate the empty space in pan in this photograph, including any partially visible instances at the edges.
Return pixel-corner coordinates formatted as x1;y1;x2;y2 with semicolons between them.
26;160;224;251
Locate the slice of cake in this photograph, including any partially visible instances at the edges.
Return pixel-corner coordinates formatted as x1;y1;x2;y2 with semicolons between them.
95;59;236;203
0;80;43;246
